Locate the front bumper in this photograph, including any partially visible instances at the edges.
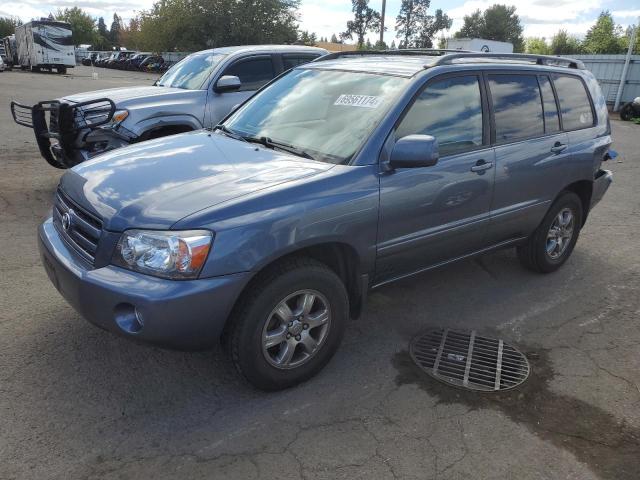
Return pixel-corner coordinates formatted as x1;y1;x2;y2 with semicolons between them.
590;169;613;209
38;218;251;350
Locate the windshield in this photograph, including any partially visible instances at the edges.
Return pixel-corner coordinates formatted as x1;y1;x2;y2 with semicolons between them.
157;52;226;90
223;68;408;163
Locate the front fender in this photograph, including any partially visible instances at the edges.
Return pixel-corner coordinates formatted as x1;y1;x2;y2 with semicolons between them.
130;114;204;138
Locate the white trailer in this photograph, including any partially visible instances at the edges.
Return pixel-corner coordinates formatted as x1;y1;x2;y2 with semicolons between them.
446;38;513;53
15;20;75;74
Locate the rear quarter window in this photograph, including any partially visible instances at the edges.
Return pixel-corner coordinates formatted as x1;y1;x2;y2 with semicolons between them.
552;75;594;131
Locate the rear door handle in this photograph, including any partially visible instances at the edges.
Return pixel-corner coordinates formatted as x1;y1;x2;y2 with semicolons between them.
470;159;493;173
551;142;568;154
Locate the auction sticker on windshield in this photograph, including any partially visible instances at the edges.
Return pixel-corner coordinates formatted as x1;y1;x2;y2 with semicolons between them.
334;94;382;108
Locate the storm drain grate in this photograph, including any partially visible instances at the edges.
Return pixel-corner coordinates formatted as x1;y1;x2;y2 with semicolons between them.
409;329;530;392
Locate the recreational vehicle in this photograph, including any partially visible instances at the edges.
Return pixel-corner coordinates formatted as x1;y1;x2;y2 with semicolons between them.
15;20;75;73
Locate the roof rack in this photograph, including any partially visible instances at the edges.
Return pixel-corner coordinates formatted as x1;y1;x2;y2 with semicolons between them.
316;48;471;62
431;52;585;69
315;49;585;70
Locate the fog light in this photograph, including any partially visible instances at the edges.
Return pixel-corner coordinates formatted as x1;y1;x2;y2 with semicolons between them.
114;303;143;334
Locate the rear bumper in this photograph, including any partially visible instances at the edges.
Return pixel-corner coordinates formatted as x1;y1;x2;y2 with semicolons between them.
38;218;251;350
590;169;612;209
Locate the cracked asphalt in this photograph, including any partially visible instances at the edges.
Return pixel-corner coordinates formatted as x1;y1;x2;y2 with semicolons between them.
1;66;639;479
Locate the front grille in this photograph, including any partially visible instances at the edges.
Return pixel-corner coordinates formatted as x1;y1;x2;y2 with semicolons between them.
49;108;59;134
52;189;102;264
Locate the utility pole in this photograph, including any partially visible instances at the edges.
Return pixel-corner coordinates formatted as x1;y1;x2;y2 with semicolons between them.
380;0;386;45
614;17;639;112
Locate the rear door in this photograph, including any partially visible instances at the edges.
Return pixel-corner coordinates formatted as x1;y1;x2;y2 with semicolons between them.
205;55;277;127
376;73;495;284
484;72;571;244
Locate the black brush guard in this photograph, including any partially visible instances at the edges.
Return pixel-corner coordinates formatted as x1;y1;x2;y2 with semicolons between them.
11;98;116;169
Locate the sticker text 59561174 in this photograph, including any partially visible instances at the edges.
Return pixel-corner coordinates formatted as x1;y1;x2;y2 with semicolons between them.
334;94;382;109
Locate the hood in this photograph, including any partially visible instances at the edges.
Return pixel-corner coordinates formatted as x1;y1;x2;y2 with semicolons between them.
62;85;202;107
59;131;333;231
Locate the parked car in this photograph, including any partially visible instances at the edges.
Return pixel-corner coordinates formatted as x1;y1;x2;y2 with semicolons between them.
37;51;614;390
619;97;640;121
0;55;5;72
138;55;163;71
124;53;150;70
11;45;327;168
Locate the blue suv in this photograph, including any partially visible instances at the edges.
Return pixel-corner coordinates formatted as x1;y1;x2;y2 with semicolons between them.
38;51;613;390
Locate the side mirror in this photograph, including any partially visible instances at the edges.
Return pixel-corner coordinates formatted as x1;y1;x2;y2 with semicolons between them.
389;134;439;168
215;75;241;93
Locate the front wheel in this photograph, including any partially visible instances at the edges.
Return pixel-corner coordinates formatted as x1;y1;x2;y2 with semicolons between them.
517;191;583;273
228;257;349;391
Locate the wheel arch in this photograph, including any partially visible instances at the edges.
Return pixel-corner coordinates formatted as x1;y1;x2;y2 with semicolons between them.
562;180;593;226
222;241;367;341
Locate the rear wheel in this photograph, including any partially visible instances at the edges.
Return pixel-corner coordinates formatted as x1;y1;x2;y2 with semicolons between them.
517;191;583;273
57;66;67;74
228;257;349;391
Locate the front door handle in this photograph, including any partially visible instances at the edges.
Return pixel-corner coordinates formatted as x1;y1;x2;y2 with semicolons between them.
551;142;568;154
470;159;493;173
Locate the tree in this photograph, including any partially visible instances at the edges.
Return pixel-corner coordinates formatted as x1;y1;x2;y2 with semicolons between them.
390;39;397;49
550;30;582;55
97;17;108;38
454;4;524;52
374;39;388;49
55;7;96;46
437;35;446;49
298;30;317;46
110;13;123;46
0;16;22;38
396;0;452;48
330;33;338;43
622;24;640;53
525;37;550;54
342;0;381;48
583;11;625;54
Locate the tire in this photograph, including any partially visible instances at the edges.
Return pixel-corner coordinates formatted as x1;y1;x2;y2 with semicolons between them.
619;103;634;121
517;191;583;273
228;257;349;391
57;66;67;74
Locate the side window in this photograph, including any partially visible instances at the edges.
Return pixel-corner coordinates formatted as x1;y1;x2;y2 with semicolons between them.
224;57;275;92
488;74;544;142
538;75;560;133
396;75;484;156
282;55;319;70
552;74;594;131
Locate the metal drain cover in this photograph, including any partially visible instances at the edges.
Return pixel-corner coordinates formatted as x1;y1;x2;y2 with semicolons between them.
410;329;530;392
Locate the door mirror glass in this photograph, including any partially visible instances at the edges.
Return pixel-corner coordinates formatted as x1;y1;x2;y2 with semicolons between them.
390;135;439;168
215;75;242;93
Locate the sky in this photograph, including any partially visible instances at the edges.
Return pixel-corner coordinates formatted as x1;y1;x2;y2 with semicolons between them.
1;0;639;45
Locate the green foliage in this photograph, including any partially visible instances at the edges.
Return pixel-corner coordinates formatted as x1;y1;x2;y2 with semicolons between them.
396;0;451;48
437;35;446;49
0;16;22;38
109;13;123;46
342;0;381;47
135;0;299;51
550;30;582;55
330;33;338;43
583;11;625;54
55;7;96;46
298;30;317;46
525;37;550;54
454;4;524;52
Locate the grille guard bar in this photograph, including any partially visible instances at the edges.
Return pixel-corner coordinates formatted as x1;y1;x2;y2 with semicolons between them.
10;98;116;169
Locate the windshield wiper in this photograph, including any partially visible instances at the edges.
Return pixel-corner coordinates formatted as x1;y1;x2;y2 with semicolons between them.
212;124;248;143
243;136;315;160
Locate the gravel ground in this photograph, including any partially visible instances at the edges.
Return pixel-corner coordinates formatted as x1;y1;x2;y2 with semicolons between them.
1;66;639;480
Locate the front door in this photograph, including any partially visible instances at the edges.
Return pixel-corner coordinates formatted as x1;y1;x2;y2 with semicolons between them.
376;73;495;284
205;55;277;127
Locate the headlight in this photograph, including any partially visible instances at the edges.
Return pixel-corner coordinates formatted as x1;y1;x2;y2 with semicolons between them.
84;109;128;128
113;229;213;279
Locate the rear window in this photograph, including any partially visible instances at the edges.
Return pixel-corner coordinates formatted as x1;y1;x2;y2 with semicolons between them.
282;55;319;70
488;74;544;143
553;75;594;131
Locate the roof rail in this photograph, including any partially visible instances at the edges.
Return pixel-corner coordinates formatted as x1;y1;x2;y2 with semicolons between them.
430;52;585;70
315;48;471;62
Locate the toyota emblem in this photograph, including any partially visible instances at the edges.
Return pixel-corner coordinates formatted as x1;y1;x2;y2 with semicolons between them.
61;210;73;231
